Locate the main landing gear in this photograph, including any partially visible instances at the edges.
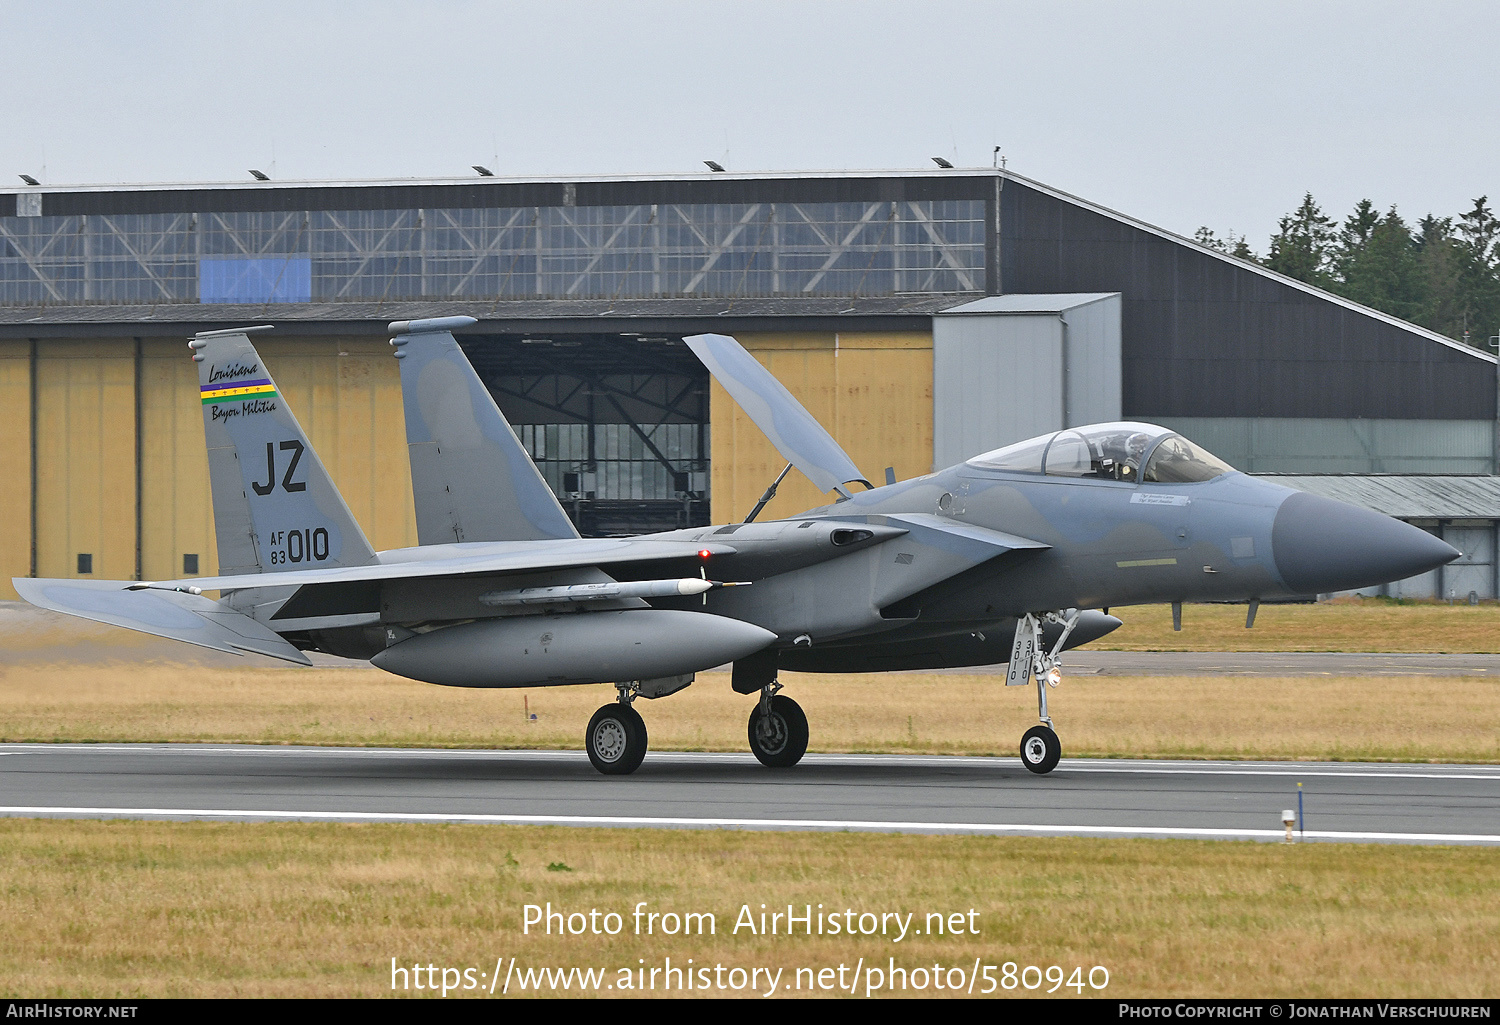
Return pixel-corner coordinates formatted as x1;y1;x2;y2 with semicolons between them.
1009;610;1080;775
747;680;809;768
586;683;649;775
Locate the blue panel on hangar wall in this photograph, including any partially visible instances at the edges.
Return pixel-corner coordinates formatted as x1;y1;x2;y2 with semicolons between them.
199;257;312;303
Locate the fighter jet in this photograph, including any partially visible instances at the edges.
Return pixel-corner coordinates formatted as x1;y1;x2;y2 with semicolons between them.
14;319;1458;776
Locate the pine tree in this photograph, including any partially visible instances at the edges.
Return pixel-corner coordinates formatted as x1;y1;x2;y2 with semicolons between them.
1415;215;1464;339
1333;199;1379;283
1194;226;1228;252
1340;205;1422;323
1265;193;1337;286
1195;226;1254;260
1455;196;1500;348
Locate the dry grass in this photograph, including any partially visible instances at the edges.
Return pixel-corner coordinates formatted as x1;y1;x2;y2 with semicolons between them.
3;598;1499;763
2;663;1498;763
3;602;1496;999
0;819;1495;998
1101;600;1500;652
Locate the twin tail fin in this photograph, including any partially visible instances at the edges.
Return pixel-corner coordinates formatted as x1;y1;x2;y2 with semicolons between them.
193;326;378;575
390;317;579;545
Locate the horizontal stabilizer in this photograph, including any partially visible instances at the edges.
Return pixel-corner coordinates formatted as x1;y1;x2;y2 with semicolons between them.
684;333;871;494
13;578;313;664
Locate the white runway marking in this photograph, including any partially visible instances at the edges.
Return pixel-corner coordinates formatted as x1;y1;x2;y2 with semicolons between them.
1;805;1497;844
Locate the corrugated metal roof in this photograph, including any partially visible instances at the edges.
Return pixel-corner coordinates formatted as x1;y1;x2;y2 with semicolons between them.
940;293;1119;315
0;294;972;337
1256;474;1500;519
1;167;996;197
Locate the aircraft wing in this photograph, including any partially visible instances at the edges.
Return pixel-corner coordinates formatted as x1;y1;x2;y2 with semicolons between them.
141;538;737;594
12;578;313;665
684;333;872;494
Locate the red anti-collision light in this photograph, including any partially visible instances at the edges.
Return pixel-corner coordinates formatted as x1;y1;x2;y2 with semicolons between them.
698;549;712;559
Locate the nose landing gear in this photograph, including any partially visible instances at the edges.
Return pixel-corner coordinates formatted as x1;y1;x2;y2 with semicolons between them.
1020;724;1061;774
1009;610;1079;775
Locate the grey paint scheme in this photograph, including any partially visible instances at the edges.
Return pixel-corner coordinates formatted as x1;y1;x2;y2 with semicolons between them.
149;537;739;595
13;329;1460;691
371;609;776;688
684;332;872;493
195;329;377;576
11;578;311;664
392;316;580;544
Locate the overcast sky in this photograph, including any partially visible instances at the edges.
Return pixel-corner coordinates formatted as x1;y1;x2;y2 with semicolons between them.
7;0;1497;252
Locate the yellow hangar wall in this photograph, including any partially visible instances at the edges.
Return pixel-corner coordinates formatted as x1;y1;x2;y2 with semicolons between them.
709;332;934;523
3;328;934;600
2;335;417;600
0;342;32;599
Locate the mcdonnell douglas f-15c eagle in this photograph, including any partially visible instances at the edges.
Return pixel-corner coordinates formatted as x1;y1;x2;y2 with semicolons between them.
15;318;1458;775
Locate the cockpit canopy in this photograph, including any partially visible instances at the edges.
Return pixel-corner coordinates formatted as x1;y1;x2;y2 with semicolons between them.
966;422;1235;484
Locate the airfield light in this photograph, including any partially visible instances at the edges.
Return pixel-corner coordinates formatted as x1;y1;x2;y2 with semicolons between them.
18;174;40;186
931;156;954;169
1282;809;1297;844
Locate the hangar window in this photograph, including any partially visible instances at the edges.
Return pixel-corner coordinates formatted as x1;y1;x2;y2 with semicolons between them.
1142;435;1234;483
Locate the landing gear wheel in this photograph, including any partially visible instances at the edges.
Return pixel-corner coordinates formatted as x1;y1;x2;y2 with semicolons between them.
747;695;809;768
586;703;648;775
1020;724;1061;775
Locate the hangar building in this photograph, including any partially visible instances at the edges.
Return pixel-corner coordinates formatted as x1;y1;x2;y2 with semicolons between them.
2;169;1496;599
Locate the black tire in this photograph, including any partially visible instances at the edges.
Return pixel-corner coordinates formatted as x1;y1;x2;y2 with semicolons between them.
1020;724;1061;775
747;695;809;768
586;703;648;775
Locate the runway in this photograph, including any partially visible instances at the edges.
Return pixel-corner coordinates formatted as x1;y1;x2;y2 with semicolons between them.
2;743;1497;845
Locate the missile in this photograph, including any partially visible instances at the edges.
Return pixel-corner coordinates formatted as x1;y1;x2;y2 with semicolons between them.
371;608;777;688
478;577;749;606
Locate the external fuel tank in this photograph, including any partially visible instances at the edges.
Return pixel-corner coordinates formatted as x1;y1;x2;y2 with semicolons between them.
370;608;777;688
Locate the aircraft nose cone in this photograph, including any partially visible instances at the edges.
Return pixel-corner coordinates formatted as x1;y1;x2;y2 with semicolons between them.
1271;491;1459;594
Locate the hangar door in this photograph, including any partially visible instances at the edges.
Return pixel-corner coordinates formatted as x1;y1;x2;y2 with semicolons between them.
460;333;709;536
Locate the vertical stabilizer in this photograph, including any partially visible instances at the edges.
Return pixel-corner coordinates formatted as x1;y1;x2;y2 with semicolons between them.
192;327;378;575
390;317;579;544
